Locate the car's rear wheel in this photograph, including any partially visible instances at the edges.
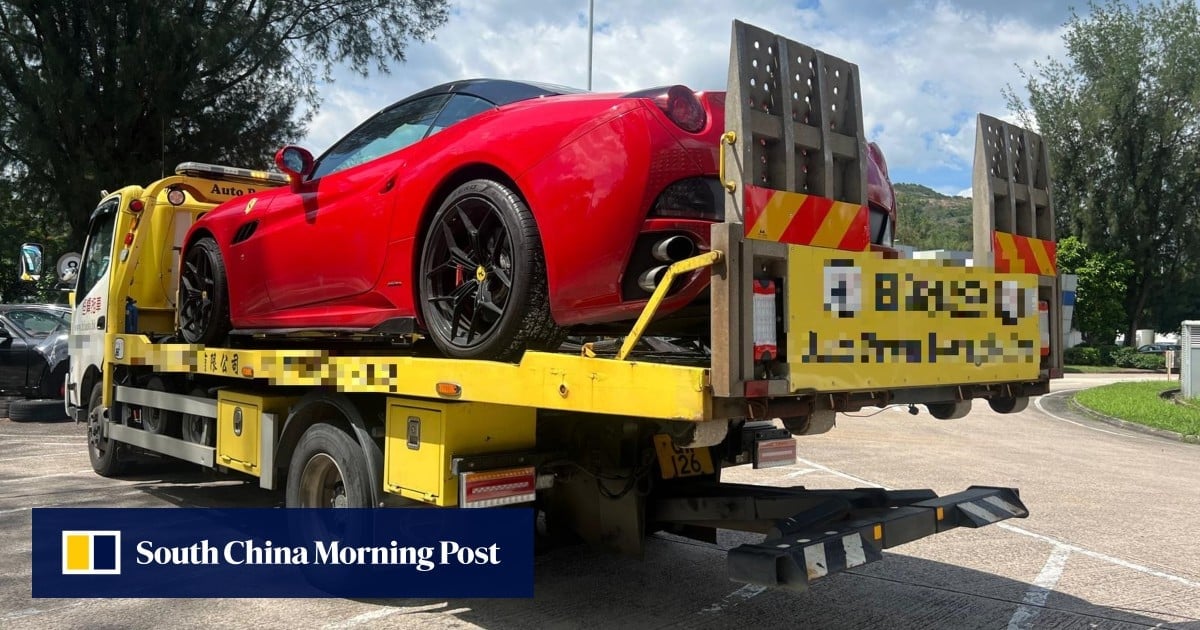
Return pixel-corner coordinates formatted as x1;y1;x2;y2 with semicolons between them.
179;237;230;345
419;179;562;361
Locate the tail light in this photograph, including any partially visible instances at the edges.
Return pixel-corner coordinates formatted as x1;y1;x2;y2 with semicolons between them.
624;85;707;133
459;466;536;508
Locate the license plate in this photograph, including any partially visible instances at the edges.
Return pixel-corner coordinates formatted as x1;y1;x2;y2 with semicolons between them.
652;434;715;480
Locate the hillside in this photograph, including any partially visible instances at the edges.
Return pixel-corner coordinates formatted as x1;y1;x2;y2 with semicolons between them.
893;183;973;252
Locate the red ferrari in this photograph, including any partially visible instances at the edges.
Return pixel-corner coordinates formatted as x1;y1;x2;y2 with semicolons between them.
179;79;896;360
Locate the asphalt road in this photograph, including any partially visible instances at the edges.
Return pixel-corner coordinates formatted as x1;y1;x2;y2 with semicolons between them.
1;372;1197;629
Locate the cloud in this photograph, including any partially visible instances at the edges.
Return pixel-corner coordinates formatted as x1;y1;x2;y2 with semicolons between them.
299;0;1071;192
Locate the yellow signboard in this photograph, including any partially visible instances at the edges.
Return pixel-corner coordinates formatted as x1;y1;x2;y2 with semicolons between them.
786;247;1041;392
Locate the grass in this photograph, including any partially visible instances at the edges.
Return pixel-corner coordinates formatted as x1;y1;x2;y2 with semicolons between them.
1073;381;1200;437
1064;365;1160;374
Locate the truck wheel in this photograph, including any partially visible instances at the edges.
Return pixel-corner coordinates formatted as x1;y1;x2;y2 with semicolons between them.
179;237;230;345
141;376;181;436
926;401;971;420
181;387;215;446
87;383;129;477
8;399;68;422
418;179;562;362
988;396;1029;414
286;424;374;508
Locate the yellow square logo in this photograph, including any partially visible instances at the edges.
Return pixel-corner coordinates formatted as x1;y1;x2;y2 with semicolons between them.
61;531;121;575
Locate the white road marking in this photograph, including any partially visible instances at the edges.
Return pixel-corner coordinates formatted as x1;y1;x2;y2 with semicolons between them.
699;584;768;613
0;433;81;438
793;456;883;488
0;490;144;514
783;467;819;478
996;522;1200;589
793;455;1200;589
1033;390;1160;442
1006;545;1071;629
322;603;450;629
0;449;84;463
0;470;93;484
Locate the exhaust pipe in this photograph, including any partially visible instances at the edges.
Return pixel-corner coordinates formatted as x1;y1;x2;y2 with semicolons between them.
652;235;697;262
638;266;670;293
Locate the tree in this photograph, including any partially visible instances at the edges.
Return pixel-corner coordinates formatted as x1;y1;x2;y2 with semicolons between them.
0;179;71;303
1057;236;1132;345
1007;0;1200;343
0;1;449;250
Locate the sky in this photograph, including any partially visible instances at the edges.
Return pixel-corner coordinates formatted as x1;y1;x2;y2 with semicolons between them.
300;0;1079;197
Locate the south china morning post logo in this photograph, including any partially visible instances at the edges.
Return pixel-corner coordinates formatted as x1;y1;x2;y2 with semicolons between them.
34;508;533;598
61;530;122;575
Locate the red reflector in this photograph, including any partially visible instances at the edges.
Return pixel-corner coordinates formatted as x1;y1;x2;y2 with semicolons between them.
459;466;536;508
753;438;796;469
123;233;134;246
744;380;770;398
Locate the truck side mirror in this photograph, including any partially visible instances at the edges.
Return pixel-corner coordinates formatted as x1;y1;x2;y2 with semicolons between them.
19;242;44;281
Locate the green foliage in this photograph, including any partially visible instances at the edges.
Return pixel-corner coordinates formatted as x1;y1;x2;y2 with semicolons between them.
0;1;449;250
0;179;71;303
1057;236;1132;345
1008;0;1200;341
1063;345;1101;365
1074;380;1200;436
893;184;973;251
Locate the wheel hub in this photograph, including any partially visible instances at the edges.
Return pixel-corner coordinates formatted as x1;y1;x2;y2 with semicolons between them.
475;265;487;283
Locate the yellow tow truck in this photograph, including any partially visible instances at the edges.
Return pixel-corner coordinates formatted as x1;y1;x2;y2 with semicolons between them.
25;21;1059;590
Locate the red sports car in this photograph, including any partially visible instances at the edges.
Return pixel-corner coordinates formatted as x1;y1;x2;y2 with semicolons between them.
178;79;896;361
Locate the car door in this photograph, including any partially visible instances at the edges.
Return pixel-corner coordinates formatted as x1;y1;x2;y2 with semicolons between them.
252;94;452;312
0;317;31;392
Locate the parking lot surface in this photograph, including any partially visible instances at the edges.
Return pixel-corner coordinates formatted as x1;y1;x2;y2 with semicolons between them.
1;373;1196;629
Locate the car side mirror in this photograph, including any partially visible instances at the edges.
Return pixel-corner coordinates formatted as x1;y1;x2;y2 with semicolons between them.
19;242;43;281
275;145;315;191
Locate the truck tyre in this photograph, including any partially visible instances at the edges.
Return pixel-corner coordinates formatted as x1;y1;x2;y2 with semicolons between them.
286;423;374;508
181;387;215;446
87;383;130;477
141;376;181;436
926;400;971;420
179;237;231;345
418;179;563;362
8;399;68;422
988;396;1029;414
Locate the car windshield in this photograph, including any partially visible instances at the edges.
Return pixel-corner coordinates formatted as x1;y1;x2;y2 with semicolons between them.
5;309;69;338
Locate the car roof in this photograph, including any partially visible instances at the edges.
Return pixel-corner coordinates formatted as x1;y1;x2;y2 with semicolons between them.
0;304;70;313
402;78;586;107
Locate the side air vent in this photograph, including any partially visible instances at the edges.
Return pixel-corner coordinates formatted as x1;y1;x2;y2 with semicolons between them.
231;221;258;245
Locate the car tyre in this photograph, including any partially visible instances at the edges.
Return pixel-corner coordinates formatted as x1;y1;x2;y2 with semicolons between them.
419;179;563;361
179;236;231;345
8;399;68;422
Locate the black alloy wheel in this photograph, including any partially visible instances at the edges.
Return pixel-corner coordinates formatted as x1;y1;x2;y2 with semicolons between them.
419;179;560;361
179;237;230;345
